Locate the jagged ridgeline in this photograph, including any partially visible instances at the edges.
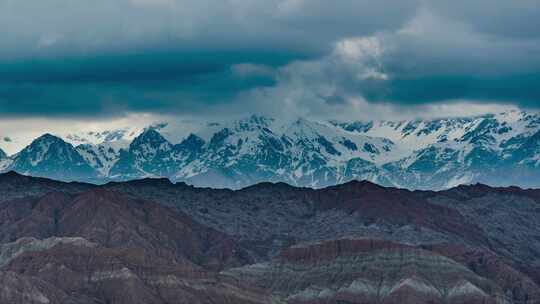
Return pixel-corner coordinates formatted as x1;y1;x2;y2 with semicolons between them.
1;172;540;303
1;111;540;189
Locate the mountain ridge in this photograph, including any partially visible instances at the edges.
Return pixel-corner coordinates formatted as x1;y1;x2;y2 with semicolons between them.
2;110;540;189
1;172;540;303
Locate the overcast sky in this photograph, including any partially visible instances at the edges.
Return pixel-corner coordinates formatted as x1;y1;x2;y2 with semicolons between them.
0;0;539;129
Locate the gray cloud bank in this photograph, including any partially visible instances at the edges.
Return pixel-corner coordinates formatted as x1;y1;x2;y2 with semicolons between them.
0;0;539;118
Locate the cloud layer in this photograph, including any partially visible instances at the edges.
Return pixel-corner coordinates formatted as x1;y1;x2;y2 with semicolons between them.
0;0;539;118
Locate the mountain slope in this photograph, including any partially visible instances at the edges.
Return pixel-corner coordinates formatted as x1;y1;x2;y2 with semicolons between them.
338;111;540;189
0;189;253;269
2;111;540;189
109;128;175;179
0;187;268;304
224;239;540;303
0;148;11;171
1;173;540;303
8;134;97;182
76;141;124;176
170;116;396;188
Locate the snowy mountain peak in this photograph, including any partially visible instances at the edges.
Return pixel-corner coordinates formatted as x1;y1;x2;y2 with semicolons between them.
0;148;6;160
76;142;124;177
2;111;540;189
236;115;274;129
8;133;96;181
17;133;67;164
34;133;65;144
132;128;169;147
66;129;130;145
329;120;374;133
177;134;205;149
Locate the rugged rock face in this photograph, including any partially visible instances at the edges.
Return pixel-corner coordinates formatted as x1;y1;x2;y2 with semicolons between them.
423;185;540;283
0;236;97;267
225;239;540;303
0;271;77;304
0;185;268;303
102;178;490;258
109;128;176;180
4;245;269;304
1;172;540;303
426;244;540;303
0;170;92;203
0;189;254;270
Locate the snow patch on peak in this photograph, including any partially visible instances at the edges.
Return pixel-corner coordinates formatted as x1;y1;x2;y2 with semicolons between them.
65;127;141;147
76;142;124;176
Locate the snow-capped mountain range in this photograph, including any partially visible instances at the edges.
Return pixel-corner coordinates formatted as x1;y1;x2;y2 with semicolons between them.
2;110;540;190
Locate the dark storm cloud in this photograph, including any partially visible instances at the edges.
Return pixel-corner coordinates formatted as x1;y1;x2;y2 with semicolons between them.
0;63;277;117
0;0;539;117
430;0;540;39
362;5;540;107
0;0;419;62
361;74;540;107
0;0;420;116
0;50;293;84
299;4;540;109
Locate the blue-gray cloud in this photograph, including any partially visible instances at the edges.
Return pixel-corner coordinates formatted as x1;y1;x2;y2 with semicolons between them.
361;74;540;107
0;0;419;58
0;59;277;117
0;0;539;118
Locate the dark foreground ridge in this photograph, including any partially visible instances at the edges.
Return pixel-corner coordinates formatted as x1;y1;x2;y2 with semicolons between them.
1;171;540;303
